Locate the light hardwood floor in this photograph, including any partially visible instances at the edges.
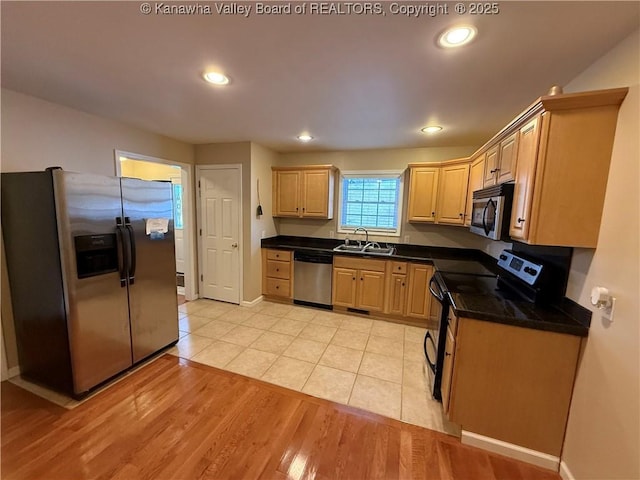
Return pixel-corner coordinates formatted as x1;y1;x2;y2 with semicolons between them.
1;354;560;480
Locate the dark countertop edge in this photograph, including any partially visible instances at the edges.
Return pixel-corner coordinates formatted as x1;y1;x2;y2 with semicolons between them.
448;292;590;337
261;235;496;267
450;305;589;337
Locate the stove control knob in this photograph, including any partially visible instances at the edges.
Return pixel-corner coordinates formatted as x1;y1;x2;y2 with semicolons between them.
500;254;508;260
524;267;537;276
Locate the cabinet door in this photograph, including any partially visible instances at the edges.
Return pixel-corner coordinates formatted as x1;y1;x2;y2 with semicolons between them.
302;170;331;218
332;267;357;307
510;116;541;241
483;145;499;187
357;270;386;312
497;131;519;184
385;273;407;316
436;164;470;225
441;326;456;414
406;263;433;319
465;156;485;226
274;171;301;217
408;167;439;222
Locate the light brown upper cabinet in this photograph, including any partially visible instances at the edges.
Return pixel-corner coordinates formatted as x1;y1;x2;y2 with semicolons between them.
407;159;469;225
464;155;486;227
506;88;627;247
436;163;470;225
272;165;336;219
483;131;519;187
407;166;439;222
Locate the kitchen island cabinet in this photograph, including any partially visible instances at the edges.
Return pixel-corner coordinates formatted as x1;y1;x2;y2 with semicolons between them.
443;313;581;457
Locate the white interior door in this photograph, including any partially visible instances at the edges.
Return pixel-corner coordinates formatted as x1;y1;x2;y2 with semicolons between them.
199;167;241;304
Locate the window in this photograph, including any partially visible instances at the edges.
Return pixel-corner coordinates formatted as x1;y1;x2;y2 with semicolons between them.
338;171;404;236
172;183;183;230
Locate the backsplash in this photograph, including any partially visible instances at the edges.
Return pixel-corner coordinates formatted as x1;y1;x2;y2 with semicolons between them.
274;217;511;260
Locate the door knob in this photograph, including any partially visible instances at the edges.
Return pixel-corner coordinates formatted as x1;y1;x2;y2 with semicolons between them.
231;243;238;248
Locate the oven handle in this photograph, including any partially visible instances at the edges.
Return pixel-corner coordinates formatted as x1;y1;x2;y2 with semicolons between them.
423;331;437;373
429;275;444;302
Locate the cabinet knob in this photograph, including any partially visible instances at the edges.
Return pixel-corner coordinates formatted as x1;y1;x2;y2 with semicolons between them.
276;285;279;289
431;211;435;216
517;217;526;223
276;268;279;272
490;168;500;174
360;277;363;281
352;277;356;280
459;213;463;217
401;283;405;287
445;352;451;357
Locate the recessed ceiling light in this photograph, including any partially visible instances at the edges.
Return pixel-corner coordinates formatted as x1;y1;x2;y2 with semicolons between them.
297;134;314;142
437;25;477;48
421;126;443;134
203;71;230;85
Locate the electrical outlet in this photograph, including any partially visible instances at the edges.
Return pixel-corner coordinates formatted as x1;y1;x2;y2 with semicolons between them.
403;235;410;243
329;230;335;238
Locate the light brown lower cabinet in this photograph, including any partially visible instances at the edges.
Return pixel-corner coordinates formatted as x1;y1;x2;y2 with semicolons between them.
405;263;434;319
261;249;293;299
332;256;386;312
444;315;581;457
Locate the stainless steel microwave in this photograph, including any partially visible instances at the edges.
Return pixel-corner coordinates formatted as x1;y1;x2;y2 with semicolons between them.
469;183;514;241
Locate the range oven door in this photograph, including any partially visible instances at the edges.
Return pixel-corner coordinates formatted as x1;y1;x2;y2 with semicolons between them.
424;274;448;401
469;195;504;240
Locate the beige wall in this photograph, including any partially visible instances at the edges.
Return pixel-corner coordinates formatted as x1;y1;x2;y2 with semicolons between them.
276;146;510;259
1;88;194;173
561;29;639;480
249;144;278;300
1;88;195;371
194;141;278;303
194;142;254;302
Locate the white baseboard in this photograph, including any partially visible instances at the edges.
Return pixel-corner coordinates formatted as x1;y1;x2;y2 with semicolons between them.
461;430;560;471
177;286;186;295
241;296;263;307
559;460;576;480
8;366;21;379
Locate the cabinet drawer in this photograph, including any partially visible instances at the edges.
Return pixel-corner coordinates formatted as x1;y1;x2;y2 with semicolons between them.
334;256;386;272
389;261;407;274
266;249;292;262
266;260;290;279
448;306;458;336
265;278;290;297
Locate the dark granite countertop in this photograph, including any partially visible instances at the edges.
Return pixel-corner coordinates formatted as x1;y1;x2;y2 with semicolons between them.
261;235;498;269
261;235;589;337
448;291;589;337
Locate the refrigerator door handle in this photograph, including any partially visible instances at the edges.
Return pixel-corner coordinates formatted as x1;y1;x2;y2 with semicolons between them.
116;217;128;288
124;220;137;285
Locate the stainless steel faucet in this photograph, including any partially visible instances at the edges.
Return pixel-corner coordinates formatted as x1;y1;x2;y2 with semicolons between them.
353;227;369;246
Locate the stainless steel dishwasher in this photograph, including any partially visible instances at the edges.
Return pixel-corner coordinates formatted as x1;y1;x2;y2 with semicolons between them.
293;250;333;309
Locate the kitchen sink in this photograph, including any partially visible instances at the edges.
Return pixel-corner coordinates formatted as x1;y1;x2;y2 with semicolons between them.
332;243;396;256
363;245;396;255
333;244;366;252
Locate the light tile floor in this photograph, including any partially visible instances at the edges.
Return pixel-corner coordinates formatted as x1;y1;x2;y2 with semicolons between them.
171;299;461;436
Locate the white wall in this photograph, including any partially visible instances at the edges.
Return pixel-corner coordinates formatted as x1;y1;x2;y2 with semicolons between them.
561;29;640;480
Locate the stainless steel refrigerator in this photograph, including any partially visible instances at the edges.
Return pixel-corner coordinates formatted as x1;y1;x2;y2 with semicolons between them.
1;169;179;397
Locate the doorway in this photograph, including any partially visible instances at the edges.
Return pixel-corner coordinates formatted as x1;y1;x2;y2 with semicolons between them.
114;150;197;301
197;165;242;304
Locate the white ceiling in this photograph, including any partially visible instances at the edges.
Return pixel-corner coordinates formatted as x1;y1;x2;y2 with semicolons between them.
1;1;638;152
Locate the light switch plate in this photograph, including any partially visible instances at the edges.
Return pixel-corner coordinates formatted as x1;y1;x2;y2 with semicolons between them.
329;230;335;238
404;235;410;243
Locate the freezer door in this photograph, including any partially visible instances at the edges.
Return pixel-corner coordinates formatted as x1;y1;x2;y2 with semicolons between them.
121;178;179;362
53;171;133;395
